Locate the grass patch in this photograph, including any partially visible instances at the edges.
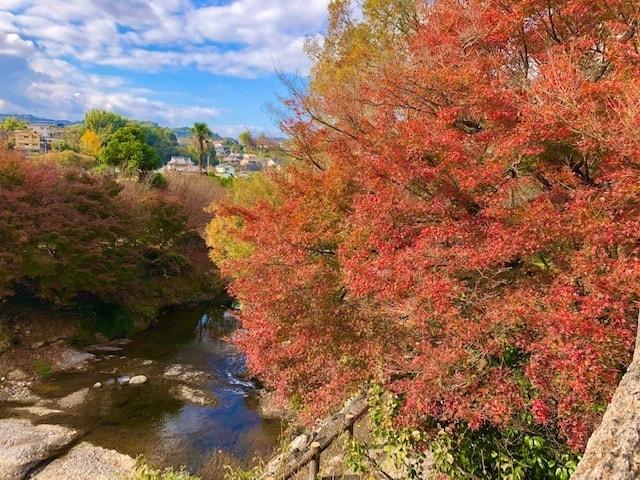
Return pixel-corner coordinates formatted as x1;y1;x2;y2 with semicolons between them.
133;459;201;480
32;359;53;379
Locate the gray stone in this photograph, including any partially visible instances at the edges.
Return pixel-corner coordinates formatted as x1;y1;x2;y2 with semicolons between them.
572;325;640;480
117;375;131;385
58;388;89;409
92;382;102;389
0;418;78;480
32;442;135;480
288;434;308;452
128;375;147;385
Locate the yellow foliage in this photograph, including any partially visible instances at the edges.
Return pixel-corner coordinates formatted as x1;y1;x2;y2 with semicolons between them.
79;129;102;156
205;173;279;268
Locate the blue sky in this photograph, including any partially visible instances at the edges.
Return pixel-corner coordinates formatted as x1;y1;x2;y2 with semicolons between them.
0;0;330;136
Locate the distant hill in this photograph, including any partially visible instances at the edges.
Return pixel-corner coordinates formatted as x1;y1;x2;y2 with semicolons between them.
172;127;223;141
0;113;78;125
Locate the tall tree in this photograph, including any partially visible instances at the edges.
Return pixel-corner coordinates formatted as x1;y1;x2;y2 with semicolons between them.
83;109;127;145
190;122;212;173
238;130;254;151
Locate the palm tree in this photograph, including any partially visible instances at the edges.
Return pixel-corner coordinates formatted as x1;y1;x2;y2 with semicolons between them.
190;122;212;173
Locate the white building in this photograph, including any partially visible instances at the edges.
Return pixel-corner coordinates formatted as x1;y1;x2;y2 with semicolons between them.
214;163;236;178
166;156;200;173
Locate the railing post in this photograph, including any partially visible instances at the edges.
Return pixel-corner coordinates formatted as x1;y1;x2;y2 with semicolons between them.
308;441;321;480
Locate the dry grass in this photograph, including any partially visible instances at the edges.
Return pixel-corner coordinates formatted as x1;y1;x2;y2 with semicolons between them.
164;172;226;235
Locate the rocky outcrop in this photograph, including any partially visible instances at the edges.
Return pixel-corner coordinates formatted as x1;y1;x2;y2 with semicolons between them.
572;318;640;480
0;419;78;480
32;442;136;480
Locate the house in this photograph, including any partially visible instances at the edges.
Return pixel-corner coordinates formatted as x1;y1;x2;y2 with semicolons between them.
9;129;41;153
165;156;200;173
213;142;229;157
214;163;236;178
266;158;284;169
242;160;263;172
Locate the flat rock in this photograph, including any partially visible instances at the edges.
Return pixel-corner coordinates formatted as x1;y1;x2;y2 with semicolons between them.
86;345;123;353
11;406;64;417
54;349;96;371
57;388;89;409
170;384;218;407
163;364;211;384
0;418;78;480
32;442;135;480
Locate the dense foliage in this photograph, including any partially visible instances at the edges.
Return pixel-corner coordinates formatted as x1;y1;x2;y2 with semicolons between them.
100;124;161;174
208;0;640;461
0;148;220;333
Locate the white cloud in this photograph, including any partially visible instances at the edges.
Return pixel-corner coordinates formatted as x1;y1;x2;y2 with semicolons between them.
0;32;33;55
0;0;329;126
2;0;328;77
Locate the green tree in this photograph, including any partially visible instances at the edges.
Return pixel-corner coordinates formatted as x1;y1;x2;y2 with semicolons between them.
83;109;127;145
0;117;28;132
190;122;212;173
100;125;160;175
138;123;180;163
238;130;254;150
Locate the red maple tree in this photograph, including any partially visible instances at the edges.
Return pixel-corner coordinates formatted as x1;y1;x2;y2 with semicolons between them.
212;0;640;451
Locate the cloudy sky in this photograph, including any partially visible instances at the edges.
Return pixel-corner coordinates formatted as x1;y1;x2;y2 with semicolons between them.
0;0;329;135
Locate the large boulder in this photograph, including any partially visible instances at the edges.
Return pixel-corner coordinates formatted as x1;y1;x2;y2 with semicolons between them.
573;321;640;479
0;419;78;480
32;442;136;480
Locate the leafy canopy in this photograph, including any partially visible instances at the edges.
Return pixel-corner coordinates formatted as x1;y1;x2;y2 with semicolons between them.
100;124;161;173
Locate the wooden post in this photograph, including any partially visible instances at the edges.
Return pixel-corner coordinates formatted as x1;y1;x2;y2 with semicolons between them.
308;441;321;480
345;413;355;439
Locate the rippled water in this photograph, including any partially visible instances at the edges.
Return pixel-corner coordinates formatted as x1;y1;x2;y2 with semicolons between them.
16;303;284;478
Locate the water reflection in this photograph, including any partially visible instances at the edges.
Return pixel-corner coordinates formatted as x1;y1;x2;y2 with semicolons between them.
15;303;282;479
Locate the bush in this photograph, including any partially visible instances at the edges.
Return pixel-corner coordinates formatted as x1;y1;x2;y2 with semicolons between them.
0;147;222;332
149;172;169;189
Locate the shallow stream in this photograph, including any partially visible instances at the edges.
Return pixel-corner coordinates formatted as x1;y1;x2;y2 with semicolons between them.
4;303;283;478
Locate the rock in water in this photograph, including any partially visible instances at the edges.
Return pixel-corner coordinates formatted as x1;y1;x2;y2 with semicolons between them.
170;385;218;407
57;388;89;409
0;418;78;480
116;375;131;385
128;375;147;385
32;442;136;480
